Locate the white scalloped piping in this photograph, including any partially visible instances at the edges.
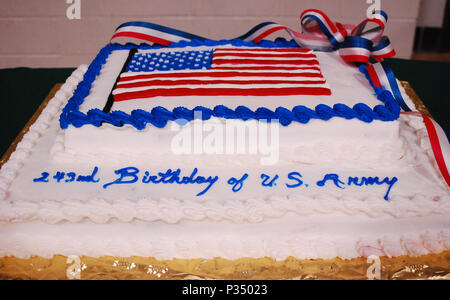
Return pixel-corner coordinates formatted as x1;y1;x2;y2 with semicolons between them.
0;192;449;224
0;228;448;260
0;66;88;201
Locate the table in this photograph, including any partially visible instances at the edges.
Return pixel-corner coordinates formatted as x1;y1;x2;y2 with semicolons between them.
0;58;449;158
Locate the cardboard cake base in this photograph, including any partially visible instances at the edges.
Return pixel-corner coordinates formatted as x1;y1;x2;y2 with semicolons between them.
0;83;449;280
1;252;449;280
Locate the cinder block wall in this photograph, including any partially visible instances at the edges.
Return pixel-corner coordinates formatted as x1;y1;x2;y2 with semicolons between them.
0;0;421;68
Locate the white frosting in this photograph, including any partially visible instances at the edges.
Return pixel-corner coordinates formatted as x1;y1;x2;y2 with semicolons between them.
0;49;447;261
57;118;405;167
0;215;448;260
0;85;448;227
64;47;415;167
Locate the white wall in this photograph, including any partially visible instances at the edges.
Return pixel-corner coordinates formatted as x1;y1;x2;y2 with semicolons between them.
0;0;421;68
417;0;447;28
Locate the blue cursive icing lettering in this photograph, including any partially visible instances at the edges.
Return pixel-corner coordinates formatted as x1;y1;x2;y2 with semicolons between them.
65;172;76;182
286;172;303;188
347;176;398;200
33;172;50;182
227;174;249;192
76;166;100;183
103;167;218;196
33;168;100;183
316;173;346;189
32;166;399;201
261;174;279;187
317;173;398;200
103;166;139;189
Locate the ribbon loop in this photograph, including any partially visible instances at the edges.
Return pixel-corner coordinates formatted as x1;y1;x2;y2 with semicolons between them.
351;10;387;41
109;9;406;111
339;36;373;64
298;9;395;64
295;9;407;111
300;9;346;47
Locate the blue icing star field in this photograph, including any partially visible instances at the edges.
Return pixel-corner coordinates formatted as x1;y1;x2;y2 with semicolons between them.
126;50;213;72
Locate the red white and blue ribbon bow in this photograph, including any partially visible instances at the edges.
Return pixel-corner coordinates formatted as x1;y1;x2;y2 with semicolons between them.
110;9;395;64
292;9;411;111
238;9;410;111
237;9;396;64
110;9;409;112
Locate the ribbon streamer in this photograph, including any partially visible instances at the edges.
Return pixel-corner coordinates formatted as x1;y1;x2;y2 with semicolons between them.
363;62;411;112
403;112;450;188
110;9;395;63
111;21;208;46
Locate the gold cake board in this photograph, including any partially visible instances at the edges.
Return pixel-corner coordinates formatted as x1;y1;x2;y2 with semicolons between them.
0;83;449;280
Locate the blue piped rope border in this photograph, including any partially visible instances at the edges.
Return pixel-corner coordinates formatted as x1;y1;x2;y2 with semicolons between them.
59;39;400;130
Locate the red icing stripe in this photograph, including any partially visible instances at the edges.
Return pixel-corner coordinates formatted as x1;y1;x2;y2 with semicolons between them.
210;66;321;71
120;71;324;82
114;87;331;101
212;58;319;65
212;52;317;58
116;79;327;89
422;114;450;187
214;48;312;53
110;32;172;46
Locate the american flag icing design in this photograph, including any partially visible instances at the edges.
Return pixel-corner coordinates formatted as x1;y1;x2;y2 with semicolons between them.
112;47;331;102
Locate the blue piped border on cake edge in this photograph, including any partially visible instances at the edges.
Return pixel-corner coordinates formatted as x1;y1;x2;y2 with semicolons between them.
59;39;401;130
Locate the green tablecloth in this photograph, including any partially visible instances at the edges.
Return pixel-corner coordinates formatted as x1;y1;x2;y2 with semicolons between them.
1;59;449;158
